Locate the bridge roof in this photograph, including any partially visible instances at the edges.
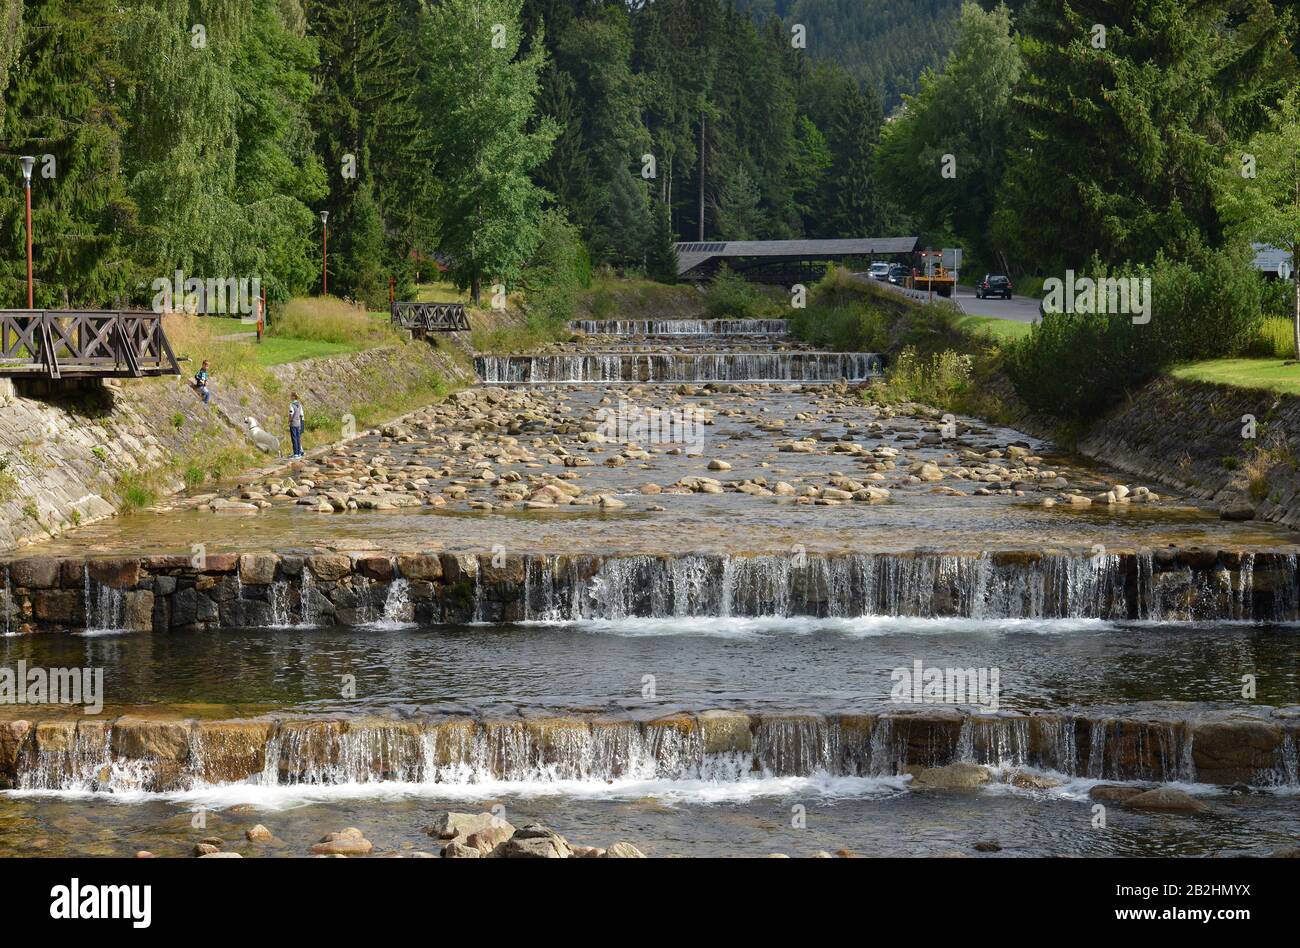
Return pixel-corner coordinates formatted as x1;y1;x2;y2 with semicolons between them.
674;237;919;276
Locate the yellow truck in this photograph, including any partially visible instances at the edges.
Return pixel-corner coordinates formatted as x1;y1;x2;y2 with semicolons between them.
908;250;955;298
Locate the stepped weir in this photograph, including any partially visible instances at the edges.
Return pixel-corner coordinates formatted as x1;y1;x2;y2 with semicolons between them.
5;548;1298;633
4;707;1296;792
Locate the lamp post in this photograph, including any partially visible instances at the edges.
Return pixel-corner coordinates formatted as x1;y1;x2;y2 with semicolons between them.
20;156;34;309
320;210;329;296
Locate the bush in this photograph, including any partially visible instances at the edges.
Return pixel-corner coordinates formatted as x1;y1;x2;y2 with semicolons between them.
519;210;592;328
1006;249;1264;421
789;304;889;351
703;265;768;318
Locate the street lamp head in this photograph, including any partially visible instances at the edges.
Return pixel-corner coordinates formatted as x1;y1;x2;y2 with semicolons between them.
19;156;34;183
320;210;329;225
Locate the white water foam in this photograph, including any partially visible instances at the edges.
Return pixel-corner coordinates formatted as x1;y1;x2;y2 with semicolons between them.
530;615;1118;638
4;772;912;810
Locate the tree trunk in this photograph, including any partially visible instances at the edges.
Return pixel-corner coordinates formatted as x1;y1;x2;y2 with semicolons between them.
1293;245;1299;362
471;275;481;307
698;111;705;242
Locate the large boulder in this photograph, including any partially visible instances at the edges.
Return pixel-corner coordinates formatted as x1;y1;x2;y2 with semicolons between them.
307;553;352;582
912;763;990;789
238;553;279;585
492;824;572;858
425;811;514;843
87;558;142;589
697;710;753;756
9;557;61;589
1191;720;1285;785
310;827;373;855
0;720;31;788
1122;787;1207;813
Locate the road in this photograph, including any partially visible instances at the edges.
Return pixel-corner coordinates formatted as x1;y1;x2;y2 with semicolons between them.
857;273;1042;324
951;283;1043;323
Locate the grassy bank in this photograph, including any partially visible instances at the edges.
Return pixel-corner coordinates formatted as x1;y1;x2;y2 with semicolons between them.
1171;359;1300;396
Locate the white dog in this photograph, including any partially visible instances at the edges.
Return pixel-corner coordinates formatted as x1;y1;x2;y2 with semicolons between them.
244;417;281;455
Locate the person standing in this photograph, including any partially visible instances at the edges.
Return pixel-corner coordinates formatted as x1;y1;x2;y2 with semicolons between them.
288;392;305;459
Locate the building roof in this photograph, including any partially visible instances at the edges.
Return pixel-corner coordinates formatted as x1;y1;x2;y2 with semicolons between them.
1252;243;1294;274
674;237;920;276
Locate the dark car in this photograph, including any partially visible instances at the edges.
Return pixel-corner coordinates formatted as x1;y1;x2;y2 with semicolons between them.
974;274;1012;299
887;264;908;285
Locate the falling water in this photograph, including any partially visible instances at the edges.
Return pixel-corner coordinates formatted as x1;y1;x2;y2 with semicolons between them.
474;351;885;384
9;711;1296;793
365;578;414;630
1;566;15;634
568;319;791;336
509;551;1300;622
82;565;125;633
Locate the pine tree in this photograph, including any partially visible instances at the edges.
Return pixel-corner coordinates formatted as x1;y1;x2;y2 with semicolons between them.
996;0;1294;270
0;0;137;307
424;0;556;303
0;0;20;133
307;0;428;305
645;198;679;282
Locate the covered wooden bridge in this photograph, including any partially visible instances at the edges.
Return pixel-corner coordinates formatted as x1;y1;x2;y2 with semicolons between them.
675;237;920;284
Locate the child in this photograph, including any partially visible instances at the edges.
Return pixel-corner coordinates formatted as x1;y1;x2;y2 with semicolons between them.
193;360;211;404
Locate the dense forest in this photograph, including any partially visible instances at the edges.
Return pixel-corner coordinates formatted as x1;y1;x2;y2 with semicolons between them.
0;0;1296;345
0;0;900;310
735;0;961;109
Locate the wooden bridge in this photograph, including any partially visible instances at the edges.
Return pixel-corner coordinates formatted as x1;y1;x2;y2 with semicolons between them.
390;301;469;334
0;310;181;380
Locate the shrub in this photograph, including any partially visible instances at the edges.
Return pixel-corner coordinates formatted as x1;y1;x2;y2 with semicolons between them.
1006;248;1264;421
114;472;157;512
703;265;768;318
519;210;592;328
789;304;889;352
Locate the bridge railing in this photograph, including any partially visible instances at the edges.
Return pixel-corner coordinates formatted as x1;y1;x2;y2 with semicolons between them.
0;310;182;380
390;301;470;333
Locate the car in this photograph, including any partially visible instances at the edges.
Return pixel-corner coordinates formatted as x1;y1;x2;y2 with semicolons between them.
868;261;891;280
887;264;908;285
974;274;1012;299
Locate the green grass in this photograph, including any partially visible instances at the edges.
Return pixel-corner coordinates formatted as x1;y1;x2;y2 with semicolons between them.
1171;358;1300;395
253;336;360;365
956;316;1033;341
413;280;467;303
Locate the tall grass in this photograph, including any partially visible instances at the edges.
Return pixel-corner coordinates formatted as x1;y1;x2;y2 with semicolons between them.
1245;316;1296;359
164;314;271;387
269;296;398;346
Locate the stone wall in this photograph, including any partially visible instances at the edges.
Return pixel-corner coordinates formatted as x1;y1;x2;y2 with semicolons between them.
1079;376;1300;529
0;339;474;553
2;548;1297;635
1;706;1294;790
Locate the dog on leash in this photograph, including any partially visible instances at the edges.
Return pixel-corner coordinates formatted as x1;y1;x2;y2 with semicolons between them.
244;417;281;455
